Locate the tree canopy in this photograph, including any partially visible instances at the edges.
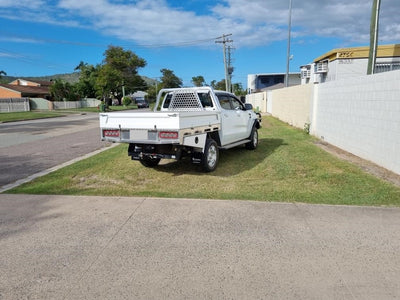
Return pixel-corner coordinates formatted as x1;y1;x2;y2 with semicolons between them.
70;46;148;100
191;75;205;87
160;68;182;88
96;46;147;99
0;70;6;83
210;79;226;91
74;62;99;98
50;78;79;101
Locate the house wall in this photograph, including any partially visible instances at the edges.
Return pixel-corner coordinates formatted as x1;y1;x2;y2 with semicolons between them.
0;87;21;98
302;54;400;85
327;59;368;81
247;73;301;92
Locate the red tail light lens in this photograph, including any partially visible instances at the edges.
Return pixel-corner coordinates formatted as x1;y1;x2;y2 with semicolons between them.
103;129;120;137
159;131;178;139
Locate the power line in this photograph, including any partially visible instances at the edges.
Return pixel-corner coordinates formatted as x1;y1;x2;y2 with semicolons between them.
0;31;220;49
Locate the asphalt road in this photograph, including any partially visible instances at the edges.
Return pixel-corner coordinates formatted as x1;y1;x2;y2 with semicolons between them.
0;113;110;188
1;194;400;299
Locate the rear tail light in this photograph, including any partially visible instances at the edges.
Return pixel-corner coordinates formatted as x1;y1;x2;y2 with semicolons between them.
159;131;178;139
103;129;120;137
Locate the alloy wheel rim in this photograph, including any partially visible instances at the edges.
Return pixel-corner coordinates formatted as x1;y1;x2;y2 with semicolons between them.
207;145;217;167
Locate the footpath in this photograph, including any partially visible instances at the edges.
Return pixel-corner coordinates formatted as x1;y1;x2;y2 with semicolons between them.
1;194;400;299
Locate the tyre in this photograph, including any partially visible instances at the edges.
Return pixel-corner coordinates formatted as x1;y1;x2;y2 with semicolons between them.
201;139;219;172
245;126;258;150
139;156;161;168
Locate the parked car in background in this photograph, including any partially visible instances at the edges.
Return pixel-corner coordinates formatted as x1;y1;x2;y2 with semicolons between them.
135;99;149;108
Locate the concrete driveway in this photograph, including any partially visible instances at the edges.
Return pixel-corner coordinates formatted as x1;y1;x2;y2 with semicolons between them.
1;194;399;299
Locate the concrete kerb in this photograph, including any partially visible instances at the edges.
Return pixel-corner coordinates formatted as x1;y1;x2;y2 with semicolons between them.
0;143;119;193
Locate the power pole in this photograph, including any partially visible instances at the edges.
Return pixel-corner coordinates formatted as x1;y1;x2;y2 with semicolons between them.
216;34;233;92
285;0;293;87
227;45;235;92
367;0;381;75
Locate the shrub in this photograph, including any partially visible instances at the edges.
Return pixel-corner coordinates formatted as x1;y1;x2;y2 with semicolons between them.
122;96;132;106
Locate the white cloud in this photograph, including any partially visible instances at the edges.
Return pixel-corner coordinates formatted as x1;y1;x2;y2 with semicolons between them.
0;0;45;9
0;0;399;47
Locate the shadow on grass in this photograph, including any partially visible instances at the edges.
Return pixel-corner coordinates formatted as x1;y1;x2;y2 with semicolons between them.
154;138;286;177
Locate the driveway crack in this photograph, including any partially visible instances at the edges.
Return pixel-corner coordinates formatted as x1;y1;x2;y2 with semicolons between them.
62;197;146;300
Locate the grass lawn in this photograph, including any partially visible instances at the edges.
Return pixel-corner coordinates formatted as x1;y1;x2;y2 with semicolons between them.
0;111;66;123
6;117;400;206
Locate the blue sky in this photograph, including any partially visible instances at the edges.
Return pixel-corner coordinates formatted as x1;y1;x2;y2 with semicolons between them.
0;0;399;88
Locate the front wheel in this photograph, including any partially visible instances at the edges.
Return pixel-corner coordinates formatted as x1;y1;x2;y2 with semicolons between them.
245;127;258;150
140;156;161;168
201;139;219;172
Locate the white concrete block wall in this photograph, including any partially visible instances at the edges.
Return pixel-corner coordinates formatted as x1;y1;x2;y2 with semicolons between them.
269;84;313;129
245;92;267;113
312;70;400;175
266;91;273;114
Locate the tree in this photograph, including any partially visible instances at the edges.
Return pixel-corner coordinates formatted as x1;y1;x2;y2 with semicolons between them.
96;46;147;100
232;83;246;96
0;70;6;83
160;68;182;88
50;79;79;101
74;62;100;98
191;75;205;87
146;81;160;102
210;79;226;91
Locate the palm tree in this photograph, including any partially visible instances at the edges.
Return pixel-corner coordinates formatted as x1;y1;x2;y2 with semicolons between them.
0;70;6;83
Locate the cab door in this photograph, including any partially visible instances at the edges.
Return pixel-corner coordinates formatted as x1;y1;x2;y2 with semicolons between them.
218;94;250;145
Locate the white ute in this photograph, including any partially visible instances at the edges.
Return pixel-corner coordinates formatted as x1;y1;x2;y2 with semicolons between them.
99;87;261;172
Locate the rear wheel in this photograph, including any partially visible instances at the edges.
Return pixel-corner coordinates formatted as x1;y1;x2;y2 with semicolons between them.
201;139;219;172
140;156;161;168
245;126;258;150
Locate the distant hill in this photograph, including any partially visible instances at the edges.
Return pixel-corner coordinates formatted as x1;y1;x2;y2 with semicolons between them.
1;73;157;89
1;73;80;84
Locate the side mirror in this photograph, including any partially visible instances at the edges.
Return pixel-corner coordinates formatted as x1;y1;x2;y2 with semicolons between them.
244;103;253;110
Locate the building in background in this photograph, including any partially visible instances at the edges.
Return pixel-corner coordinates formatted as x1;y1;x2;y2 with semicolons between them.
247;73;301;94
0;79;52;99
301;44;400;84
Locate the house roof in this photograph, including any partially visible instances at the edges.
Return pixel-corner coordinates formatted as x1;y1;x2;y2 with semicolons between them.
9;79;53;87
0;84;51;96
314;44;400;63
31;80;53;87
